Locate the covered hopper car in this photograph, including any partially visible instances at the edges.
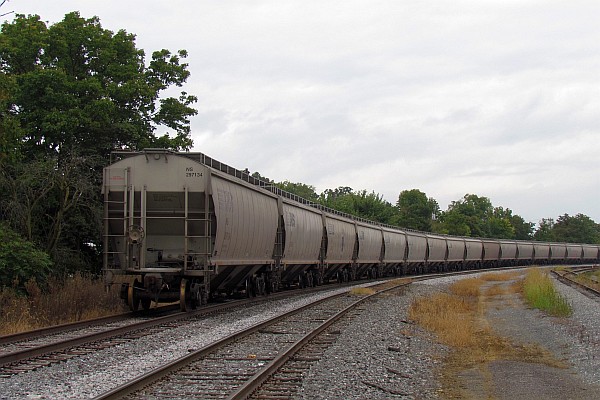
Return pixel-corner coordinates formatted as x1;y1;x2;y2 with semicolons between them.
102;149;600;311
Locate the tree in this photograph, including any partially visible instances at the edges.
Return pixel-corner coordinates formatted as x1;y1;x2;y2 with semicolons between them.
275;181;319;202
508;214;534;240
534;218;556;242
0;222;53;289
395;189;439;231
552;214;600;244
0;12;198;280
0;12;197;160
0;155;100;274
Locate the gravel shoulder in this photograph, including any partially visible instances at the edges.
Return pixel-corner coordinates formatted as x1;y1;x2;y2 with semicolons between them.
298;269;600;400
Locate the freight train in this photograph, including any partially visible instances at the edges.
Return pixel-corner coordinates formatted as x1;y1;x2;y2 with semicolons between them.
102;149;600;311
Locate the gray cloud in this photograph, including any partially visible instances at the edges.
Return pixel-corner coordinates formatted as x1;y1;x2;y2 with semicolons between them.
9;0;600;224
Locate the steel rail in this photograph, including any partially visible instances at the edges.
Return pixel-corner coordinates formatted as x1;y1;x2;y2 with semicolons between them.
551;270;600;298
92;286;372;400
0;281;355;369
226;281;408;400
0;305;180;346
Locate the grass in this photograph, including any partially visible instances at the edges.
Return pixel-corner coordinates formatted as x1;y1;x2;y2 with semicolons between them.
349;287;375;296
573;269;600;292
521;269;573;317
408;273;567;398
0;273;126;335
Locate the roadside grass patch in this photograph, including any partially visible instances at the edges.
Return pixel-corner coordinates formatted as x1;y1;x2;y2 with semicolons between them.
0;273;125;335
485;284;505;297
408;274;567;398
521;269;572;317
349;287;375;296
480;272;519;281
449;277;483;298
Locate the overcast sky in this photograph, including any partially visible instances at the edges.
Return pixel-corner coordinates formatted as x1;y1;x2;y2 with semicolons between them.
4;1;600;224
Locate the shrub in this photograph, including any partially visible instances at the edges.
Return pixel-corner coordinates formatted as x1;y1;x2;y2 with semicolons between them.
0;222;53;290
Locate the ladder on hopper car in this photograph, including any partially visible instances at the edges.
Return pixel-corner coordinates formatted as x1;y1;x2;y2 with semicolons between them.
102;166;214;275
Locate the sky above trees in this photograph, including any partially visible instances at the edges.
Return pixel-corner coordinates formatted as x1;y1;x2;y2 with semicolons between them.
3;1;600;225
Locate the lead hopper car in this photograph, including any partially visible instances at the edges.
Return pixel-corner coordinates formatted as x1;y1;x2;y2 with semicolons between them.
102;149;600;311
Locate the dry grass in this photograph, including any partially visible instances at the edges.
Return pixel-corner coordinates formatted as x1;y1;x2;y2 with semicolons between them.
0;273;126;335
485;284;506;297
480;271;520;281
408;292;477;347
349;287;375;296
408;273;567;399
449;277;484;297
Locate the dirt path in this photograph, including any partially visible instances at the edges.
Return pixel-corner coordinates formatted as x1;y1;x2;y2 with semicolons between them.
444;271;600;400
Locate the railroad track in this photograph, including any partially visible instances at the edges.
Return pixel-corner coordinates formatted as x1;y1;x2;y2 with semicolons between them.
551;266;600;298
0;284;362;378
93;279;410;400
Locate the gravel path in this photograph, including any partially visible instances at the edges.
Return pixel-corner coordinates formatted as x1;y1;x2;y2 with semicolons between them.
298;270;600;399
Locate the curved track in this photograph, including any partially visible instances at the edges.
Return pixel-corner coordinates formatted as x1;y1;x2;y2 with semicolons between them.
551;266;600;298
93;280;409;400
0;285;361;377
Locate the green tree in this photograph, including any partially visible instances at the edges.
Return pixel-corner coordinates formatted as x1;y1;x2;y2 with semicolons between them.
551;214;600;244
0;222;53;289
0;12;197;159
0;12;198;280
395;189;439;231
508;214;534;240
275;181;319;202
0;155;100;274
533;218;556;242
438;194;493;237
319;187;398;225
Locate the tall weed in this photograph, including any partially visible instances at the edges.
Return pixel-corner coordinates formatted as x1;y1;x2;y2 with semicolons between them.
1;273;125;335
522;269;572;317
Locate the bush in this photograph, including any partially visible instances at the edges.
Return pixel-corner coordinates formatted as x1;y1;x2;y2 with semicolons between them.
0;222;53;290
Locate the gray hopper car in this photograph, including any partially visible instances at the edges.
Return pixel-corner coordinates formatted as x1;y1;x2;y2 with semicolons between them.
102;149;600;311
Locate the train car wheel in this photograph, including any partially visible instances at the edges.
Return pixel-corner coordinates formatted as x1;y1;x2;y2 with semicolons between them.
180;278;188;311
127;279;141;311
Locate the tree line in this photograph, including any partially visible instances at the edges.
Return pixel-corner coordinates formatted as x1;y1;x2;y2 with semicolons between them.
1;12;598;291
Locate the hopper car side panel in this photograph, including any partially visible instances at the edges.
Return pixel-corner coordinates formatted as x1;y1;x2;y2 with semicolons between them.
446;237;466;263
533;243;550;263
516;242;534;263
565;244;583;261
499;241;517;266
405;231;427;273
281;201;323;263
323;214;356;263
382;228;407;263
550;243;566;261
356;223;384;264
464;239;483;268
482;240;501;267
582;245;599;261
211;175;278;264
